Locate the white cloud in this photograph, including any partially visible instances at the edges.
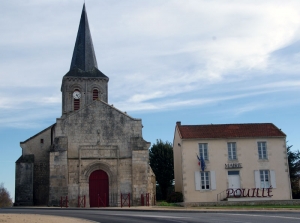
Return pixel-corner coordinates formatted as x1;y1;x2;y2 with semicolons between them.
0;0;300;127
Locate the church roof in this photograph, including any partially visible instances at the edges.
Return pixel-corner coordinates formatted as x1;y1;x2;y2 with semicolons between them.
68;4;108;79
64;67;108;78
20;124;55;144
176;122;286;139
16;154;34;164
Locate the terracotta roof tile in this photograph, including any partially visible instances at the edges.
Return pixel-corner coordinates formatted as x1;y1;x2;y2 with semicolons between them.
177;123;286;139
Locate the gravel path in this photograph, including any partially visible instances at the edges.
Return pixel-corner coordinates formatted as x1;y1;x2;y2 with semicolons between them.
0;214;94;223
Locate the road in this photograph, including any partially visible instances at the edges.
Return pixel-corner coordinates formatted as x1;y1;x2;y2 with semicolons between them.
1;208;300;223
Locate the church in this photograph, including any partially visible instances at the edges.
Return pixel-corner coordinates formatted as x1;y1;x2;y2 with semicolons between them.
15;4;155;207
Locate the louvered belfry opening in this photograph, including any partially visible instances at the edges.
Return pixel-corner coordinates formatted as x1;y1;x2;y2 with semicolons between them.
74;89;80;110
93;89;98;100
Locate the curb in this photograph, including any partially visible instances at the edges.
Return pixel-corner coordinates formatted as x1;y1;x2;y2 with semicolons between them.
3;207;300;214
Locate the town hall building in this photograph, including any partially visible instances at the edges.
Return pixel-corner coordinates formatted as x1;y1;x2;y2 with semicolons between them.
173;122;292;203
15;4;155;207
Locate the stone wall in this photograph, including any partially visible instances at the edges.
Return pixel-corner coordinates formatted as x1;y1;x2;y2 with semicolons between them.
49;137;68;206
57;100;143;159
61;77;108;114
33;162;49;205
15;99;155;207
131;137;152;206
53;100;152;207
70;158;120;207
20;125;53;162
18;125;53;205
147;165;156;205
15;155;34;206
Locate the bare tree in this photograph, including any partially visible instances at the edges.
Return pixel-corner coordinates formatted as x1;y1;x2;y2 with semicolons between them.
0;183;13;207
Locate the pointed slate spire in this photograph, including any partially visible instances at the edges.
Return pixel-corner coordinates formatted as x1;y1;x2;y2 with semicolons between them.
70;4;98;71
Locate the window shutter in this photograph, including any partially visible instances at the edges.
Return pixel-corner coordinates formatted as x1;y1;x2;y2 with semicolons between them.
195;171;201;190
93;89;99;100
254;170;260;188
210;171;216;190
270;170;276;188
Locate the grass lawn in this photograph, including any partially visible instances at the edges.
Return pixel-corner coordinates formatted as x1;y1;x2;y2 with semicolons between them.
195;205;300;209
156;201;300;209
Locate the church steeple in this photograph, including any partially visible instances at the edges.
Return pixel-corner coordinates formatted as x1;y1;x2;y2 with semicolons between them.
61;4;109;115
70;4;98;71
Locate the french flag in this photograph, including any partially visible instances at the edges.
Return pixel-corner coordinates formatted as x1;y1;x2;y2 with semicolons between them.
197;154;201;166
197;154;206;172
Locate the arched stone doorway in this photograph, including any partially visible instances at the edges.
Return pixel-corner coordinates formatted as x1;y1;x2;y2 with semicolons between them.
89;170;109;207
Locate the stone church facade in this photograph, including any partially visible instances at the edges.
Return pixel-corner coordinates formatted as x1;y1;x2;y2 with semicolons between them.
15;4;155;207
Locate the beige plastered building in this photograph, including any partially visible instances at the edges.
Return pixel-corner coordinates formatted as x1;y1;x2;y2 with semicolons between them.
173;122;292;202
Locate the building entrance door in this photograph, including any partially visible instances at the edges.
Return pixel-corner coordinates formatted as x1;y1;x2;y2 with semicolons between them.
89;170;109;207
228;171;240;196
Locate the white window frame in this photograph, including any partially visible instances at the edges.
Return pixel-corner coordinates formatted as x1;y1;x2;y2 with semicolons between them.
254;170;276;188
258;141;267;159
227;142;237;160
195;171;216;191
260;170;270;188
201;172;210;190
199;143;208;160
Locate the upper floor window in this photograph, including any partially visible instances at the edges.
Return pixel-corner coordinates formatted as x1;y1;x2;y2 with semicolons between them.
199;143;208;160
258;142;267;159
227;142;237;160
93;89;99;100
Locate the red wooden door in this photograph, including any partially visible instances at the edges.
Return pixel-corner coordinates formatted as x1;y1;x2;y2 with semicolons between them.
89;170;109;207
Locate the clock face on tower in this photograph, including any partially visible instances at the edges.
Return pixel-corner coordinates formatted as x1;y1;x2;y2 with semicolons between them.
73;91;81;99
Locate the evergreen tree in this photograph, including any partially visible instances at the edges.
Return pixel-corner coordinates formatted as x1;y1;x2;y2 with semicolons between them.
149;139;174;200
287;145;300;199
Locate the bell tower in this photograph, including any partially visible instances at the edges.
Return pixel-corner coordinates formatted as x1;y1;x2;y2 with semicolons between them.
61;4;109;115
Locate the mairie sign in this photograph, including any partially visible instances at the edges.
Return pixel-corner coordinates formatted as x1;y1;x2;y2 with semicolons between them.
225;163;242;169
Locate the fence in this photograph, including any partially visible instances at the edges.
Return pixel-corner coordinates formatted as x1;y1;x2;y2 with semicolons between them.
78;195;86;208
121;193;130;207
60;196;68;208
72;192;156;207
141;193;150;206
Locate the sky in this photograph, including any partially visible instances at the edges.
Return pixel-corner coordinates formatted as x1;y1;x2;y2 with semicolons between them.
1;0;300;201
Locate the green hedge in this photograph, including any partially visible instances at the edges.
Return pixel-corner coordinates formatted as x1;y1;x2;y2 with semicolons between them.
166;192;183;203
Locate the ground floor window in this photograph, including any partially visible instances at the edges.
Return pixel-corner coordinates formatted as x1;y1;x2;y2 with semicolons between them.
201;172;210;189
260;170;270;188
255;170;276;188
195;171;216;191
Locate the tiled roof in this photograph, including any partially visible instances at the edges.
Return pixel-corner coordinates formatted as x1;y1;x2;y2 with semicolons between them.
177;123;286;139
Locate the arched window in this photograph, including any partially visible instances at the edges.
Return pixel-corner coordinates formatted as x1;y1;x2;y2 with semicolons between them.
73;89;81;110
93;89;99;100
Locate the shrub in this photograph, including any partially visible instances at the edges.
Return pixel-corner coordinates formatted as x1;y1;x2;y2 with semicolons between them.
166;192;183;203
